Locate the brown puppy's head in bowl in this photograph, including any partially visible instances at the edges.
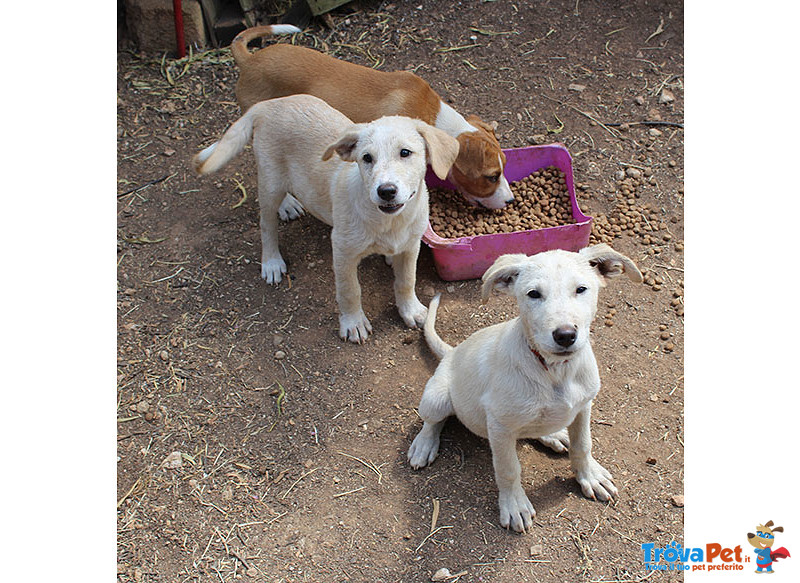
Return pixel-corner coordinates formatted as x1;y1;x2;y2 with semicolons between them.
449;115;514;209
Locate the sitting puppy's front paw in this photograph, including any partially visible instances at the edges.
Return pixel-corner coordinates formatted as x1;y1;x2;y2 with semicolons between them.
498;487;536;533
261;258;287;285
398;298;427;329
339;312;372;344
574;457;617;502
536;429;569;454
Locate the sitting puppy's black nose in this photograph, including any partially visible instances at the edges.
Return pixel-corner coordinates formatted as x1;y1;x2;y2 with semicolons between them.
377;184;397;201
553;326;577;348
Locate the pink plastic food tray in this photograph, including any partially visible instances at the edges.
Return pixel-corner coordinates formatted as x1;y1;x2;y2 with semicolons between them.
423;144;592;281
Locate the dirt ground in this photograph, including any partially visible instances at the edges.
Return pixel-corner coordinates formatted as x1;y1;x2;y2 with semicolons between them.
117;1;684;581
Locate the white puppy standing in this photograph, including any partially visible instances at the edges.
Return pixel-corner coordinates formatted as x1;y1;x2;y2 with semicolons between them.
193;94;459;343
408;244;642;532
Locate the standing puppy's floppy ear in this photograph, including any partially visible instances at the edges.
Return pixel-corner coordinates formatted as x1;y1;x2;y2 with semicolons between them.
322;124;365;162
481;253;529;302
415;121;460;180
579;244;643;285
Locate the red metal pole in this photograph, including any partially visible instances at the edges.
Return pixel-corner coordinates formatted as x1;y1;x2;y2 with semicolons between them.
173;0;186;58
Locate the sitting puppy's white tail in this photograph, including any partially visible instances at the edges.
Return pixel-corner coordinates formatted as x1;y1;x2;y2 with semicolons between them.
424;294;453;360
192;111;256;175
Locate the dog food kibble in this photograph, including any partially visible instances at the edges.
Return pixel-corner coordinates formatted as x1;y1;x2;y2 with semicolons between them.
429;167;573;239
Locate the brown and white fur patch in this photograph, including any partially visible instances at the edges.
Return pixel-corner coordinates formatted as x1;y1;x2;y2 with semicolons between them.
230;25;512;209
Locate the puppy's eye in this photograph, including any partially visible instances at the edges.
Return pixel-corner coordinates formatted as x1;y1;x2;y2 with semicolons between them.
486;174;500;183
362;153;373;164
527;289;541;299
576;286;587;294
400;149;411;158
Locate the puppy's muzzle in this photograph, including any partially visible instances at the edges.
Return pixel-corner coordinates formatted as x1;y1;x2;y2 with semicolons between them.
377;183;404;214
552;325;577;348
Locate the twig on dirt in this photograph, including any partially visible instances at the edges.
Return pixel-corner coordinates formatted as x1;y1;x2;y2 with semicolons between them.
644;16;666;44
604;120;684;129
117;174;171;197
195;530;217;567
435;43;481;53
117;476;143;509
546;113;565;134
337;451;385;484
230;176;248;209
145;267;185;284
430;498;440;533
333;486;366;498
653;263;684;272
193;491;228;516
470;27;518;36
540;94;621;139
414;525;454;552
281;468;319;499
590;570;656;583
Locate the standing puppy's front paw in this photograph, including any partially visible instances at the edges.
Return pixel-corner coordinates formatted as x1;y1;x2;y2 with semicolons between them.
573;457;617;502
408;430;440;469
398;298;428;329
339;312;372;344
498;487;536;532
261;258;287;285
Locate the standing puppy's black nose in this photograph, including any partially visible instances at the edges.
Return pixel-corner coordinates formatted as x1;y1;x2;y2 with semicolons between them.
553;326;577;348
377;184;397;201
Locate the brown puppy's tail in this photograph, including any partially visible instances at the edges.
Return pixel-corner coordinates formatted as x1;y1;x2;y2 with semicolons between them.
424;294;453;360
192;107;259;175
230;24;302;66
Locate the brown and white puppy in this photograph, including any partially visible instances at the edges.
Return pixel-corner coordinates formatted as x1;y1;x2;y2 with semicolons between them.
230;25;513;209
193;95;459;343
408;245;642;531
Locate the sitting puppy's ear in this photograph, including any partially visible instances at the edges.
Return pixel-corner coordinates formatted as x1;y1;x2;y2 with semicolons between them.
580;244;643;285
416;122;460;180
481;254;528;302
323;125;364;162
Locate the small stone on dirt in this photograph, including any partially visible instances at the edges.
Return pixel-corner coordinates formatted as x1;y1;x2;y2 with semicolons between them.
530;544;544;556
161;451;183;469
659;89;675;104
432;568;452;581
159;350;169;361
274;350;286;360
222;484;234;501
568;83;586;92
671;495;685;507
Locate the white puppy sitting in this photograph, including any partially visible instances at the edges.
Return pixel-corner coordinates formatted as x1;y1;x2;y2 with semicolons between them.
193;94;459;343
408;244;642;532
